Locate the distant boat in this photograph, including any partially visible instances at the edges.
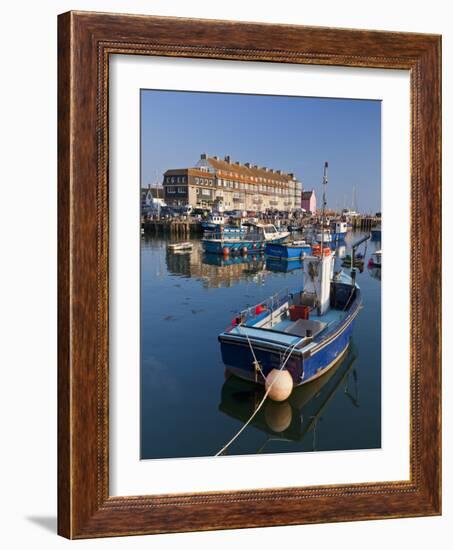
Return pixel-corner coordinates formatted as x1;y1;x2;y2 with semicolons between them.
201;213;227;231
202;223;289;255
330;221;348;242
218;163;365;390
265;240;311;261
201;212;247;237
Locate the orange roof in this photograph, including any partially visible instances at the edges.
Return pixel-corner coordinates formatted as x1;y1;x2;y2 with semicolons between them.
207;156;295;185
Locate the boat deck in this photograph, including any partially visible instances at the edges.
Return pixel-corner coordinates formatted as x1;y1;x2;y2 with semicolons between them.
272;308;344;338
227;306;347;350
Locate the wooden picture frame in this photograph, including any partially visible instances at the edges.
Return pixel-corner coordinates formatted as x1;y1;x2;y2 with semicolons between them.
58;11;441;539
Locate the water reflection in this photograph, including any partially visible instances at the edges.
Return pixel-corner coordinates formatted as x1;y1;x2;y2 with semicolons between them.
140;232;380;459
164;242;266;288
219;349;358;453
368;266;381;281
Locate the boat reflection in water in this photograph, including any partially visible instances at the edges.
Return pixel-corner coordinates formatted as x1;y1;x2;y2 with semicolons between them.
368;266;381;281
219;348;358;453
265;257;304;273
164;241;266;288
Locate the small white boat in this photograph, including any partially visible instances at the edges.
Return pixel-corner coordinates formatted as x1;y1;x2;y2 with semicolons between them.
168;242;193;251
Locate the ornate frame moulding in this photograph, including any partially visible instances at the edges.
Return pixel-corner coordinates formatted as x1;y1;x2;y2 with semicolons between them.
58;10;441;538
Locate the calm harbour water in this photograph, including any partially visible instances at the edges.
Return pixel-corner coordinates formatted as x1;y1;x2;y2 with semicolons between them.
140;231;381;459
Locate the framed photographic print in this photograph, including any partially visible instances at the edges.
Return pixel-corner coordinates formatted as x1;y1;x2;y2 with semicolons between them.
58;11;441;538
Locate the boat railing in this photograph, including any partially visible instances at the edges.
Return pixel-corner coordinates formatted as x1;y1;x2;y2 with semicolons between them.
234;289;291;325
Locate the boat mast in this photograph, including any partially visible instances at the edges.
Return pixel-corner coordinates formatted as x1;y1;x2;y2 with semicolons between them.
317;161;328;314
321;161;328;254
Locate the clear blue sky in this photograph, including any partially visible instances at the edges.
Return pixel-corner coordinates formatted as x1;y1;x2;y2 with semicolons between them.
141;90;381;214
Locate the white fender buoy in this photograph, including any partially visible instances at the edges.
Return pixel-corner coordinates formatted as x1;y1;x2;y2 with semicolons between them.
265;369;293;402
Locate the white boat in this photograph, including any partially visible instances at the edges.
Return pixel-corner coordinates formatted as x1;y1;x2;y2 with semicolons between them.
168;242;193;251
253;223;290;243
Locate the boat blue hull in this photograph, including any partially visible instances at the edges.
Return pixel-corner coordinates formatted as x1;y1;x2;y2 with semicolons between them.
331;232;346;242
202;236;287;255
265;242;311;260
220;319;354;387
202;239;266;254
219;286;361;387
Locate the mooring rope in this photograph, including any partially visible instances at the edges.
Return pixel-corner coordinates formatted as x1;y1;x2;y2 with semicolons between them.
215;337;301;456
239;324;266;381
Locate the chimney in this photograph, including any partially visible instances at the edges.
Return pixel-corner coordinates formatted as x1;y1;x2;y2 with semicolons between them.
288;172;294;178
244;162;251;168
235;161;241;165
224;155;231;163
213;155;219;160
276;169;281;174
253;165;258;169
200;153;207;159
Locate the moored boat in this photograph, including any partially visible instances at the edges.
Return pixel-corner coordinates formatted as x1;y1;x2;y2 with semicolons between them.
200;212;225;231
202;223;289;255
218;162;365;394
265;240;311;261
330;220;348;242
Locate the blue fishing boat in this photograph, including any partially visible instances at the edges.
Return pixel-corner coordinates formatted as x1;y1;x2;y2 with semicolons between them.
218;162;365;395
265;240;311;261
202;223;289;255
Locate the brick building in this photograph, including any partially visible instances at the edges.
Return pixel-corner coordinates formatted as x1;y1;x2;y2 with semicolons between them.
162;154;302;212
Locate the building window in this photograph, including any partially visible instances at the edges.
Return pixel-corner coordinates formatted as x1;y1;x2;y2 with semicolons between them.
178;187;186;193
195;177;199;184
167;187;175;194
